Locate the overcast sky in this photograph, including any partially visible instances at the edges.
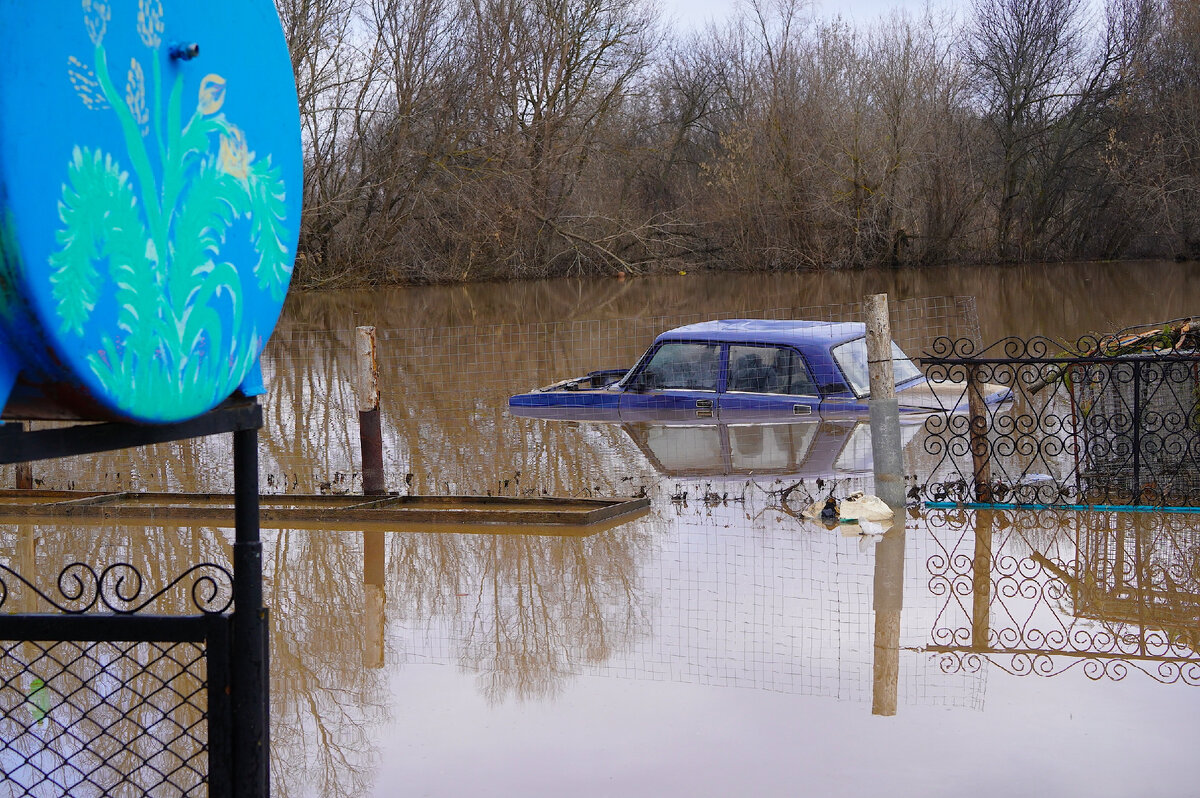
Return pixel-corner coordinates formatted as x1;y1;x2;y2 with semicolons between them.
659;0;953;31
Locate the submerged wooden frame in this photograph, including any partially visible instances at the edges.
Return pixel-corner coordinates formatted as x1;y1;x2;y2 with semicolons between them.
0;489;651;533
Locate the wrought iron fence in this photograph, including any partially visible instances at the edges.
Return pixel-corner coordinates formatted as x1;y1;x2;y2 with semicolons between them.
0;562;234;797
917;323;1200;508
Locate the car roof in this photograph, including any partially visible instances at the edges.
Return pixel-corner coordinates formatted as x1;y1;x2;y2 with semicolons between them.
655;319;866;349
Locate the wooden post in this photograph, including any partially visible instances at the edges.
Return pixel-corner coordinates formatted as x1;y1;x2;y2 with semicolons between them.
357;326;385;495
967;365;992;503
865;294;905;510
865;295;896;398
15;461;31;490
866;293;906;716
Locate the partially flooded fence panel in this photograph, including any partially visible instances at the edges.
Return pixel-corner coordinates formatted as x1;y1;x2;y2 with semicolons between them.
924;507;1200;684
917;326;1200;508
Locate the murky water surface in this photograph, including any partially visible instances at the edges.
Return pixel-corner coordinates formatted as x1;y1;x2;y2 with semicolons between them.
8;260;1200;796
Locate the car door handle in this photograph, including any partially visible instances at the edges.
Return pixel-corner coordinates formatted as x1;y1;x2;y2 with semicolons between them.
793;404;812;416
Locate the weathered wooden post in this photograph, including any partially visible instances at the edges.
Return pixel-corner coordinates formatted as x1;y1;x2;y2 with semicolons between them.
357;326;386;495
967;365;993;503
865;294;905;510
871;524;905;717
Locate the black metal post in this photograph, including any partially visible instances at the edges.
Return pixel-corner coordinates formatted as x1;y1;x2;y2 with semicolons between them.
233;426;269;796
1132;361;1141;501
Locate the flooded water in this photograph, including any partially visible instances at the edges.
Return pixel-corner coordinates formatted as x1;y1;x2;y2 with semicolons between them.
5;259;1200;796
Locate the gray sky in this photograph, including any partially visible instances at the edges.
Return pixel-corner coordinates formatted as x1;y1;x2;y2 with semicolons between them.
659;0;955;30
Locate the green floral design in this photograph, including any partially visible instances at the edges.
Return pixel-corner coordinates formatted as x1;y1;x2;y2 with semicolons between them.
49;0;291;419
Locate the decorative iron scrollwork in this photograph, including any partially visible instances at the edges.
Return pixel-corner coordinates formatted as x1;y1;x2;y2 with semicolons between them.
917;332;1200;508
924;508;1200;686
0;562;233;614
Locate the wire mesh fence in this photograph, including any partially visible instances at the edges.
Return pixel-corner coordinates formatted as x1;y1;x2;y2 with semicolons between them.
0;640;210;797
2;295;981;500
385;487;987;711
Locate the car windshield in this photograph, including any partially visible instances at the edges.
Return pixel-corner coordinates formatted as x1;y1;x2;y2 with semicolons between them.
830;338;923;397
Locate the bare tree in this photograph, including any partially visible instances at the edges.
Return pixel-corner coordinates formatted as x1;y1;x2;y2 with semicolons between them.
966;0;1154;259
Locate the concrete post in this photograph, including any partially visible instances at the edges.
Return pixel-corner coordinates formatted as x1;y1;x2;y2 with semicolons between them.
865;294;905;511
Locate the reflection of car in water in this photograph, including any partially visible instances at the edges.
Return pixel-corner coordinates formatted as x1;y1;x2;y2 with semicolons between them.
620;420;922;481
509;319;1008;423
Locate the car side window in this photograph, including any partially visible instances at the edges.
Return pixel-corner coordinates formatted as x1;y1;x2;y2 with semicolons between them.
728;345;816;396
640;342;720;390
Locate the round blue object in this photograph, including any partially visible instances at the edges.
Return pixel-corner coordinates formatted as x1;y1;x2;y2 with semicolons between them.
0;0;302;422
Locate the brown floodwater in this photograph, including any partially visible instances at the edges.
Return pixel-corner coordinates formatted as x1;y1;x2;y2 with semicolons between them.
6;259;1200;797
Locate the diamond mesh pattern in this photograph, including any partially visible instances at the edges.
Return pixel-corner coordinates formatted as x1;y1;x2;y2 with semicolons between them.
0;640;208;797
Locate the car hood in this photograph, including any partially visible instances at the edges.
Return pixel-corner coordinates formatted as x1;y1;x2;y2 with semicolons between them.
895;379;1009;411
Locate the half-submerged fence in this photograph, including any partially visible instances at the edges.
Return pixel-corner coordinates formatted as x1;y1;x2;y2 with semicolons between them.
918;321;1200;508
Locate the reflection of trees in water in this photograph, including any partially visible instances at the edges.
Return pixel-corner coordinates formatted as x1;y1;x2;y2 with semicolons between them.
267;528;388;798
389;523;655;705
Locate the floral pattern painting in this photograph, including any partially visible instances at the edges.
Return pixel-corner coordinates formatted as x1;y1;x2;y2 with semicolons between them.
43;0;294;420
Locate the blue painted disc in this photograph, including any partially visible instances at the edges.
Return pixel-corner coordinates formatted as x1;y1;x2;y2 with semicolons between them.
0;0;301;422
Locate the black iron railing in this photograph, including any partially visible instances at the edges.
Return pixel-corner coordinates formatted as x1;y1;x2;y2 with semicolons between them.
917;329;1200;508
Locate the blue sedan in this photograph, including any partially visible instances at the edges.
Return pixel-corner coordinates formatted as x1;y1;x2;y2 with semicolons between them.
509;319;1005;423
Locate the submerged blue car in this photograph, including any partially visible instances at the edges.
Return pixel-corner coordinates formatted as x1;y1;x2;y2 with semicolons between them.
509;319;1006;423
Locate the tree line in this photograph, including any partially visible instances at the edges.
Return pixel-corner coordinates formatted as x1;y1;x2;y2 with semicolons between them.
274;0;1200;286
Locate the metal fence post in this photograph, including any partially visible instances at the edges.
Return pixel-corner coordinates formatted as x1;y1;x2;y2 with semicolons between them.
357;326;385;495
967;364;992;503
233;426;268;797
1132;360;1142;498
